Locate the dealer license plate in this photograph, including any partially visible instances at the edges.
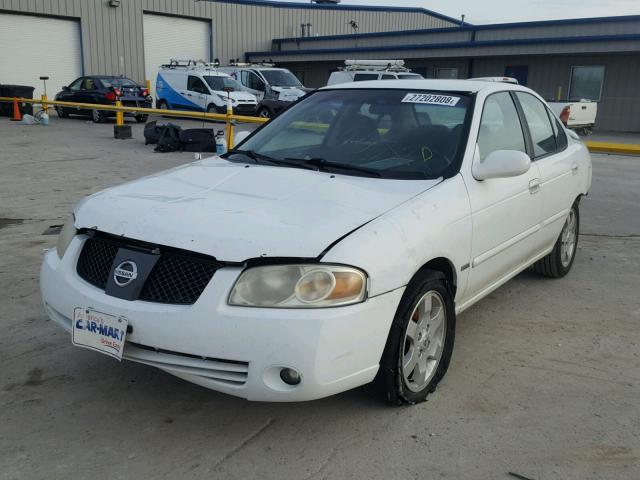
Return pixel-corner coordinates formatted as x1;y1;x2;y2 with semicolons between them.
72;308;128;361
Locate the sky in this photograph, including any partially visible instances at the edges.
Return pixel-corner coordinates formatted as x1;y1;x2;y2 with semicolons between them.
278;0;640;24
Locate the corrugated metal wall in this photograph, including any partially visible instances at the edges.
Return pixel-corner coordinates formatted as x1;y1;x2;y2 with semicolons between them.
0;0;455;82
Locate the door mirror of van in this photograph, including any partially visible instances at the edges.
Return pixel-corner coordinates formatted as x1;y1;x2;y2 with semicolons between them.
472;150;531;181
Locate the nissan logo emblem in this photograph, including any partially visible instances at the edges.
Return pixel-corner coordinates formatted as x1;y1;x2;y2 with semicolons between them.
113;260;138;287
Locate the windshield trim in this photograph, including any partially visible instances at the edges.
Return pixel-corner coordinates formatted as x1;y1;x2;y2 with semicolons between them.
229;88;476;180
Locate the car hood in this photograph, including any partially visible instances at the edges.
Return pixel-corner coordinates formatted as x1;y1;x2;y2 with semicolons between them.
74;158;440;262
271;86;306;101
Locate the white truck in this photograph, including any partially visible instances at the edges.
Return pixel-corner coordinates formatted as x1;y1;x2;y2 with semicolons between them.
548;100;598;135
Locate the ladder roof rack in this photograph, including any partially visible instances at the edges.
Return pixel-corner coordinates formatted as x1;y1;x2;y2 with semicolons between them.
341;59;410;72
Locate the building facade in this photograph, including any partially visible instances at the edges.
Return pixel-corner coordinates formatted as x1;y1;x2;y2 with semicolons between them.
0;0;638;131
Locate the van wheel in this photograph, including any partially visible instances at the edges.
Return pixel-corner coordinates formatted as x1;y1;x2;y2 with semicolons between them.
158;100;169;110
372;270;456;405
135;114;148;123
533;202;580;278
91;109;105;123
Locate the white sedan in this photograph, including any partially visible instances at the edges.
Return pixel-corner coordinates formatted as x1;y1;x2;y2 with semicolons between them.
41;79;592;404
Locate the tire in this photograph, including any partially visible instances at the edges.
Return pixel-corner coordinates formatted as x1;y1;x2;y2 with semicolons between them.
158;100;169;110
91;109;105;123
257;107;272;119
533;201;580;278
55;106;68;118
135;114;148;123
372;270;456;405
206;104;218;114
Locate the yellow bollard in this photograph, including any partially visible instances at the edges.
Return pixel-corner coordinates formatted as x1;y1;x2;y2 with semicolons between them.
145;79;151;92
226;97;235;150
115;100;124;126
41;93;48;113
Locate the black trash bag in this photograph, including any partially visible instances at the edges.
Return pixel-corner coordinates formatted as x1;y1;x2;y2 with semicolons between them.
155;123;184;153
143;120;164;145
180;128;217;152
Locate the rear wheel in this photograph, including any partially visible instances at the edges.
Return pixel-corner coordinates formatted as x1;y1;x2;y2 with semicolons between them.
257;107;272;119
373;271;456;405
91;109;105;123
158;100;169;110
533;202;580;278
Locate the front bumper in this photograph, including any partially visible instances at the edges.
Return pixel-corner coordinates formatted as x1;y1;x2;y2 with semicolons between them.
40;236;404;401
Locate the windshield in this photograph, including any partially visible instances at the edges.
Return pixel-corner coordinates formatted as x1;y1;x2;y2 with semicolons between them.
261;70;303;87
100;77;138;88
230;89;471;180
204;76;243;92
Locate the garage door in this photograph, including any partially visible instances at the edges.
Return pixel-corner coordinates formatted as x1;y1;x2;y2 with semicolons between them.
0;13;82;99
143;14;211;95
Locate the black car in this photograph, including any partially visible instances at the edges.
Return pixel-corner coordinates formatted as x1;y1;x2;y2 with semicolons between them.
55;76;152;123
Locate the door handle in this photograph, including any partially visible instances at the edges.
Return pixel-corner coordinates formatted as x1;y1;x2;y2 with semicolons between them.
529;179;541;194
186;93;192;97
571;163;579;175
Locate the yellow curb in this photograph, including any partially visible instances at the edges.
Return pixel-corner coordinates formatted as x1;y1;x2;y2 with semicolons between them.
585;141;640;155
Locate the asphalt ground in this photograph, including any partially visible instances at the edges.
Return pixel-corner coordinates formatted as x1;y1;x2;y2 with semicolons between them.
1;115;638;480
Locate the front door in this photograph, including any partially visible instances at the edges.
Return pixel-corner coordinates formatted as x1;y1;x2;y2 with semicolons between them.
462;91;542;304
186;75;209;111
241;70;266;100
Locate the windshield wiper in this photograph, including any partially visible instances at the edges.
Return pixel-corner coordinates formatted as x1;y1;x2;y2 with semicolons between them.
284;157;382;178
225;150;317;171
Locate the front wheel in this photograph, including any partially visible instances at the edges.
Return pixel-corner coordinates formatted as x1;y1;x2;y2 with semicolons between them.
135;114;148;123
373;271;456;405
533;202;580;278
55;106;68;118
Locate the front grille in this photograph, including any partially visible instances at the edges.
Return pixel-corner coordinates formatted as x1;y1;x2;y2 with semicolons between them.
76;233;220;305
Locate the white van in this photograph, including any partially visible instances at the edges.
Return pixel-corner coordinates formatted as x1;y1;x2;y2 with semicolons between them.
327;60;423;86
156;61;258;115
218;63;310;102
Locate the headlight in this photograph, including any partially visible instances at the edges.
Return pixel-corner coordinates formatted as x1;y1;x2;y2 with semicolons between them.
56;214;77;259
228;264;367;308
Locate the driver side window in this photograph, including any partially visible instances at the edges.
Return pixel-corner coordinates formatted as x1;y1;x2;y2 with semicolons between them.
69;78;83;92
478;92;527;161
188;76;208;94
244;72;265;91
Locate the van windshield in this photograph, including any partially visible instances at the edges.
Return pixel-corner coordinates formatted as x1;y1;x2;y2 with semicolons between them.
228;89;471;180
203;76;243;92
261;70;303;87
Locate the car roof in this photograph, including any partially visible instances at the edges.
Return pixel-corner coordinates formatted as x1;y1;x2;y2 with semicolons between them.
321;79;525;94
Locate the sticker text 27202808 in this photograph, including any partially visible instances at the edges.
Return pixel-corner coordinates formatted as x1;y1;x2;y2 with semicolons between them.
401;93;460;106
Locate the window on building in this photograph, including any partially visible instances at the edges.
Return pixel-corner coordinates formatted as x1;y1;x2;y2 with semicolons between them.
569;66;605;101
435;68;458;79
515;92;557;158
477;92;527;161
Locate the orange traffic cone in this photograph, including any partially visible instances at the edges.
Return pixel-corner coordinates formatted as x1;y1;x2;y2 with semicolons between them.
10;98;22;121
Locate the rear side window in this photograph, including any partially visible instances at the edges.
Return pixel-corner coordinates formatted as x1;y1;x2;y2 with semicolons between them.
515;92;556;158
477;92;527;161
353;73;379;82
548;108;568;151
381;74;396;80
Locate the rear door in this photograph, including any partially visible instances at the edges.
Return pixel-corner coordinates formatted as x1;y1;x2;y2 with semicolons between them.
514;92;578;252
463;91;542;302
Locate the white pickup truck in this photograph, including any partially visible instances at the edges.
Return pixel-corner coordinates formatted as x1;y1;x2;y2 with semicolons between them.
548;100;598;136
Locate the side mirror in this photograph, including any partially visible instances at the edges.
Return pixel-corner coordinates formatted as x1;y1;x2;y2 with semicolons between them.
234;131;251;146
473;150;531;181
62;86;70;92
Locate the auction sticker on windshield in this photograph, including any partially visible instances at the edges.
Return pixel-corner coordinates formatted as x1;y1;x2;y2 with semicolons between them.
401;93;460;106
72;308;128;360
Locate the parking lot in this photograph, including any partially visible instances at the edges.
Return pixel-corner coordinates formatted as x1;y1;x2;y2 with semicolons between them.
1;117;639;480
